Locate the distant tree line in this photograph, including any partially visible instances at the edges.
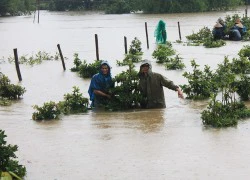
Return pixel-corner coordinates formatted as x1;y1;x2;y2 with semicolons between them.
0;0;249;16
38;0;250;13
0;0;35;16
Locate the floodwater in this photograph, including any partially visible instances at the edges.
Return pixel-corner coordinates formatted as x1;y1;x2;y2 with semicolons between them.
1;7;250;180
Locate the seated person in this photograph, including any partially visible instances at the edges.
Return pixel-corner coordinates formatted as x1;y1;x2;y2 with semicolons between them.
229;18;247;41
212;22;225;40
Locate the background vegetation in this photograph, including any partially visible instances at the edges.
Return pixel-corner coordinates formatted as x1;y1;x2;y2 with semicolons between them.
0;0;248;16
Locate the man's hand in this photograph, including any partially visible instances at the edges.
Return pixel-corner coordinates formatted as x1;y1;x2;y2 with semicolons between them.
177;88;184;99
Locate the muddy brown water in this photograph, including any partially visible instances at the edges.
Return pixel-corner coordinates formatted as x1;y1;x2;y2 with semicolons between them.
1;7;250;180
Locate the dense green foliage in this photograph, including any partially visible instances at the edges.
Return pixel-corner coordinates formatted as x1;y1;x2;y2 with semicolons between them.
58;86;89;114
180;60;217;100
0;0;35;16
0;73;26;100
71;53;101;78
201;95;250;127
0;130;26;179
32;87;89;120
136;0;243;13
11;0;245;14
32;101;61;120
106;65;143;111
164;55;185;70
152;43;176;63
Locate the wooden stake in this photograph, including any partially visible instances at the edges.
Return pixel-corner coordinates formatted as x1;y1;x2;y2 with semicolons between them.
145;22;149;49
95;34;99;61
13;48;22;81
178;22;182;41
57;44;66;71
124;36;128;54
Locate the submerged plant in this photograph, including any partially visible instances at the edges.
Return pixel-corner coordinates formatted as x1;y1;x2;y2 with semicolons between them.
8;51;64;65
238;45;250;59
71;54;101;78
0;73;26;100
180;60;217;100
58;86;89;114
201;95;249;127
186;27;212;44
164;55;185;70
32;87;89;120
152;42;176;63
203;38;226;48
106;64;143;111
234;74;250;101
128;37;143;56
0;130;26;179
32;101;61;120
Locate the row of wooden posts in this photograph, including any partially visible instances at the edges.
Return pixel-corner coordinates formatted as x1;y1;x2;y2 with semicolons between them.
13;22;182;81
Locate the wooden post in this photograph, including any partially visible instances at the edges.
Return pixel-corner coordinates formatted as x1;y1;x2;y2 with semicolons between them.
124;36;128;54
145;22;149;49
13;48;22;81
57;44;66;71
95;34;99;61
37;0;40;24
178;22;182;41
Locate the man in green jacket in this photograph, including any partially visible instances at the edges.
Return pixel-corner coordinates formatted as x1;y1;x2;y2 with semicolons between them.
138;60;183;108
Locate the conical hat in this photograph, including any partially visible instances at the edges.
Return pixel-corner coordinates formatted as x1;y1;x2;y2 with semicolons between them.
214;22;223;28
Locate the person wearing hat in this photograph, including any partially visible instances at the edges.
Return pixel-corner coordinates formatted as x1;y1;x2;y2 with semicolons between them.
212;21;225;40
88;60;114;108
138;59;183;109
229;18;247;41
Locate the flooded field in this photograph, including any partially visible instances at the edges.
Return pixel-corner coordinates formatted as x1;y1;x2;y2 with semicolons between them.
1;7;250;180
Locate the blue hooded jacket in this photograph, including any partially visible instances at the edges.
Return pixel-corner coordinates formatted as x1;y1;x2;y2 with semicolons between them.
88;61;114;106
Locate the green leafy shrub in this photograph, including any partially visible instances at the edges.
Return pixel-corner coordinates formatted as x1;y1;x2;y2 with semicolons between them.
70;53;82;72
186;27;212;44
238;45;250;59
32;87;89;120
106;65;143;111
234;74;250;101
0;73;26;99
0;130;26;179
71;54;101;78
180;60;217;100
201;56;250;127
128;37;143;55
152;42;176;63
164;55;185;70
201;95;247;127
231;56;250;74
58;86;89;114
32;101;61;120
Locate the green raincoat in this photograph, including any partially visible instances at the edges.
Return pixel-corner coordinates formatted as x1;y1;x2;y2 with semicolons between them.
138;60;179;108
